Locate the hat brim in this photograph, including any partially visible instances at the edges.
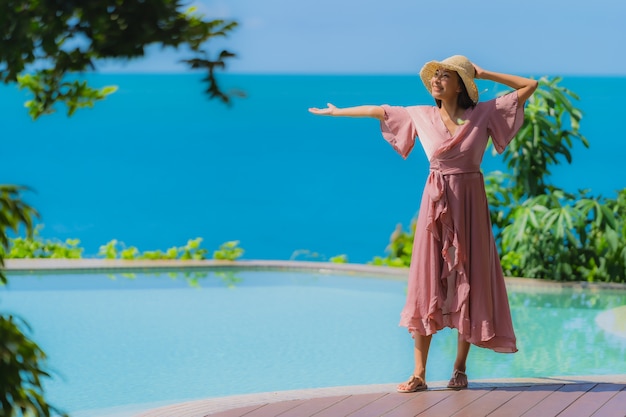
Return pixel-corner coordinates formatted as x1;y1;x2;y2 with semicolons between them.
419;61;479;104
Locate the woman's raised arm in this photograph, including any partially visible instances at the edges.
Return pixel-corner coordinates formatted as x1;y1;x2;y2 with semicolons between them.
308;103;385;121
473;64;538;105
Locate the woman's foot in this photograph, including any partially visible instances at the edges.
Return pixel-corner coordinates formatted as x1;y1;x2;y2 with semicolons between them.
396;375;428;393
447;369;468;389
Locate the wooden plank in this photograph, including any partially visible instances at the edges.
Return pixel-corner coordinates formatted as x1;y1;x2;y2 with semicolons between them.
520;383;596;417
346;392;417;417
313;393;388;417
274;395;349;417
488;384;563;417
381;389;454;417
558;383;625;417
413;389;491;417
217;399;308;417
203;404;265;417
591;387;626;417
451;387;521;416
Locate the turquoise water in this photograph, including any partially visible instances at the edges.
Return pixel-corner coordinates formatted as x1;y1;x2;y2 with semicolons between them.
1;75;624;263
1;269;625;416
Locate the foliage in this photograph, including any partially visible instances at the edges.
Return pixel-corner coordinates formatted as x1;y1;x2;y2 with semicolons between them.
0;316;68;417
498;188;626;282
97;237;209;260
369;222;414;268
0;187;61;416
212;240;244;261
0;185;38;284
329;254;349;263
483;171;516;235
5;225;83;259
492;76;588;199
17;73;119;119
485;77;624;282
5;232;246;262
0;1;240;119
371;77;626;283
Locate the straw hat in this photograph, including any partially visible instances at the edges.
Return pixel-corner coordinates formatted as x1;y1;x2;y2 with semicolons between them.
419;55;479;104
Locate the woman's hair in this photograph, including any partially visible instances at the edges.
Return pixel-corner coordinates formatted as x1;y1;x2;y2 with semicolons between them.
435;73;476;109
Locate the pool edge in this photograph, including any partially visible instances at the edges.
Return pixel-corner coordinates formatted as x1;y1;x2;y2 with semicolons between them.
4;258;626;291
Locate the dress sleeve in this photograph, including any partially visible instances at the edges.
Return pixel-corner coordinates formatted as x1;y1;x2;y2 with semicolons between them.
380;105;417;159
488;92;525;154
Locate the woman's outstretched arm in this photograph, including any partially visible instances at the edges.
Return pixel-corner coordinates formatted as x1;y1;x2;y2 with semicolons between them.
308;103;385;121
473;64;538;105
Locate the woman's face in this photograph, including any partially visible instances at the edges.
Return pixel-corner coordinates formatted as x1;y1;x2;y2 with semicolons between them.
431;68;461;101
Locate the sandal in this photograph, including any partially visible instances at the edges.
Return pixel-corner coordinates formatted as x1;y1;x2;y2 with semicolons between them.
396;375;428;393
447;369;468;389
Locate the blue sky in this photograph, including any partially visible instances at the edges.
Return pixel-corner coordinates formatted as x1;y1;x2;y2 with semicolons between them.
102;0;626;76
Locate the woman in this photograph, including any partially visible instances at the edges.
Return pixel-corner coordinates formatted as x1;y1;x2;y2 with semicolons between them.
309;55;538;392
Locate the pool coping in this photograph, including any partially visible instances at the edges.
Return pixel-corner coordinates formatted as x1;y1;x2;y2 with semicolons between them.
4;258;626;291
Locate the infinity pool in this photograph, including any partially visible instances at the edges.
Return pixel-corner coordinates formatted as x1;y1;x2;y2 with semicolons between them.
2;268;625;416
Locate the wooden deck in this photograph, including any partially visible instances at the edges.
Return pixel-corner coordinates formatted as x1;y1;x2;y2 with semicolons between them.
136;376;626;417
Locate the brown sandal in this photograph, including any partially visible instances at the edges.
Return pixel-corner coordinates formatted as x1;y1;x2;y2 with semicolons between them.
447;369;468;389
396;375;428;393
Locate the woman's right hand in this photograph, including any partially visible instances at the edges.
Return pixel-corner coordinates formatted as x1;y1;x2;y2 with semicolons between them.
308;103;385;120
308;103;337;116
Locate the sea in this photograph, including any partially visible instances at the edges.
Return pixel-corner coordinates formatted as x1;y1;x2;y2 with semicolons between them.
1;74;624;263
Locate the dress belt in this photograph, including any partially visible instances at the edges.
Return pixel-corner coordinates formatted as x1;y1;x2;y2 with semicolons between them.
426;169;446;202
425;168;481;241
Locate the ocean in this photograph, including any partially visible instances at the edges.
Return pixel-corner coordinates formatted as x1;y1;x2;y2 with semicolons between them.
1;74;624;263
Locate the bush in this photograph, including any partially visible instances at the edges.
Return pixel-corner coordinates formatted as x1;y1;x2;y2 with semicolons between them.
0;316;67;417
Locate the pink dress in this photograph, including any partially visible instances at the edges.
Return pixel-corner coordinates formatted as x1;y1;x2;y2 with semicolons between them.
380;92;523;353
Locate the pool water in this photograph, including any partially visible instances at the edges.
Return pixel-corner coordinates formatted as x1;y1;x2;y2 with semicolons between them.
1;269;625;416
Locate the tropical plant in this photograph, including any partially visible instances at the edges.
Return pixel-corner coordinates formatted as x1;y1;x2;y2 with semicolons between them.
499;189;625;282
485;77;589;232
329;254;349;263
492;76;589;199
212;240;244;261
488;77;624;282
0;316;68;417
370;222;414;268
5;225;83;259
97;237;210;260
0;185;39;283
0;186;64;416
0;1;240;119
5;233;246;262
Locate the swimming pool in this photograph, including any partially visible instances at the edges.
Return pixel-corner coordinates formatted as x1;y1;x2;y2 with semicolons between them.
2;264;625;416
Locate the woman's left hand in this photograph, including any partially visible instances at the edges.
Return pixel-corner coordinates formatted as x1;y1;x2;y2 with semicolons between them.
473;63;485;79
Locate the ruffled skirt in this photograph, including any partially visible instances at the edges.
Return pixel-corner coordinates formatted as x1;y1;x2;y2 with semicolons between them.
399;172;517;353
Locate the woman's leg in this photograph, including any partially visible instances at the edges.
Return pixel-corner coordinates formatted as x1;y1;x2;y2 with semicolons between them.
448;332;470;389
412;333;433;381
397;333;432;392
454;333;470;372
